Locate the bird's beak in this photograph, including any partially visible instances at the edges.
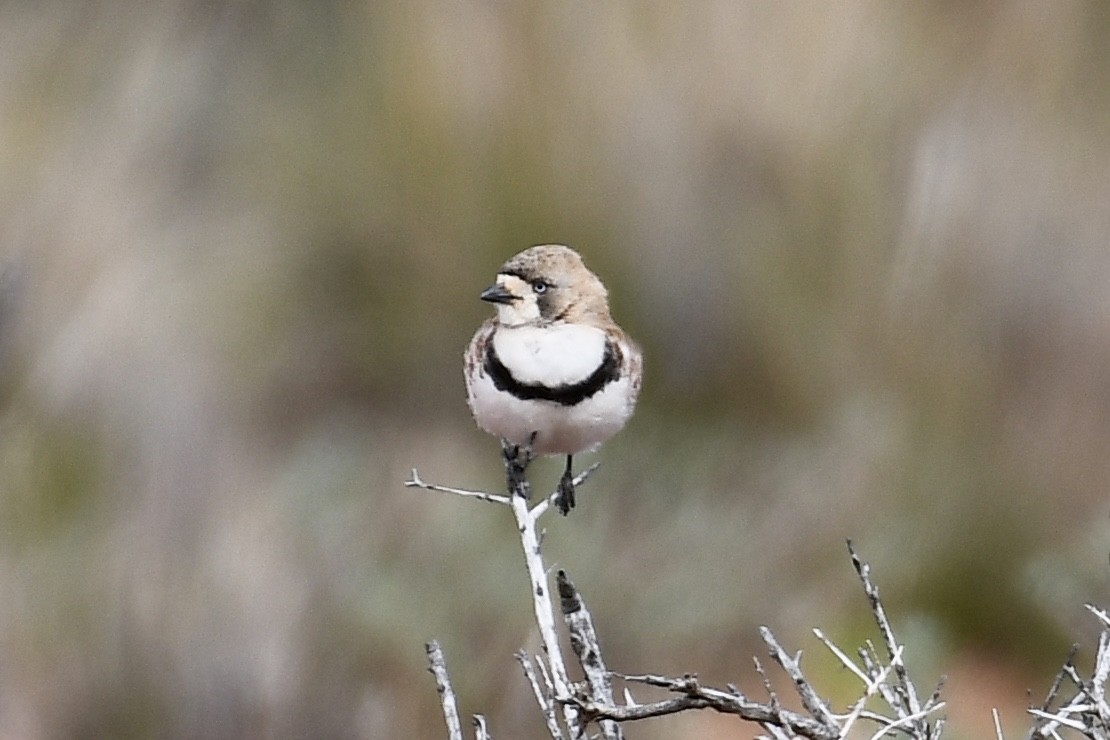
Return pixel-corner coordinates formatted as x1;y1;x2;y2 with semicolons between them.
480;282;517;305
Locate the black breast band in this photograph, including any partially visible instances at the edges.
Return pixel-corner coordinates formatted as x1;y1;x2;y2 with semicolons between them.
484;339;621;406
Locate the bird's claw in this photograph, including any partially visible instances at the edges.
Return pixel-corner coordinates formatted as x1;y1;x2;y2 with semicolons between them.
555;468;576;515
501;432;537;500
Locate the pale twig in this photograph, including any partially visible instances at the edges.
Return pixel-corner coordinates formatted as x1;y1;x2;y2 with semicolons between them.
847;540;949;739
557;570;622;740
587;673;839;739
406;457;597;521
760;626;838;727
752;655;795;738
858;642;904;713
752;656;778;706
1093;631;1110;729
1087;603;1110;630
406;469;510;505
426;641;464;740
813;627;871;684
507;490;579;735
1026;629;1110;740
515;651;563;740
813;627;901;736
865;702;946;740
1034;645;1078;715
849;541;924;725
473;715;491;740
535;656;555;699
409;454;601;736
1028;708;1088;731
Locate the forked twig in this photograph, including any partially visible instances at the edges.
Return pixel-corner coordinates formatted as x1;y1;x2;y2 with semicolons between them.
411;444;601;738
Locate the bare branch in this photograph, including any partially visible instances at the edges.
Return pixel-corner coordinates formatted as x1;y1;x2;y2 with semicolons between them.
849;540;938;736
557;570;622;739
406;469;511;505
426;641;465;740
1026;610;1110;740
515;651;564;740
506;490;579;735
814;627;870;684
865;702;946;739
1093;631;1110;729
420;469;956;739
1087;603;1110;631
587;673;839;739
752;656;779;707
409;449;600;737
760;626;838;727
1034;644;1079;715
1028;707;1088;732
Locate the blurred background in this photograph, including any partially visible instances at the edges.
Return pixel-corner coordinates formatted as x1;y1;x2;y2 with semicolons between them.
3;2;1110;738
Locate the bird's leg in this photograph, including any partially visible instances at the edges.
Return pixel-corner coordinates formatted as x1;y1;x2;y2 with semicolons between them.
502;432;537;500
555;454;576;515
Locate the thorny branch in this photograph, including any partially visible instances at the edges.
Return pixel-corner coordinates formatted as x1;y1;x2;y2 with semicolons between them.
414;463;1110;740
1025;605;1110;740
408;442;600;739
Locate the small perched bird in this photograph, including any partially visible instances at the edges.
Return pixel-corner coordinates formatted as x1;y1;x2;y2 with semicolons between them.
464;244;642;514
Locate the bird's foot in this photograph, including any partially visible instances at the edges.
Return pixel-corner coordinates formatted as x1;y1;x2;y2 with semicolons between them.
501;432;537;500
555;463;576;516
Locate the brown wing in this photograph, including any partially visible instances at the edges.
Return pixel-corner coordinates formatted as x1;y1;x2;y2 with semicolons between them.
464;319;497;396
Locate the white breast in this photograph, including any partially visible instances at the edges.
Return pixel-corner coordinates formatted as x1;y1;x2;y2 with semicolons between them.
467;322;641;455
491;324;607;387
466;364;638;455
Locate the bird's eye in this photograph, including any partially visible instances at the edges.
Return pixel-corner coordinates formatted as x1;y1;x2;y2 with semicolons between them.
532;280;549;294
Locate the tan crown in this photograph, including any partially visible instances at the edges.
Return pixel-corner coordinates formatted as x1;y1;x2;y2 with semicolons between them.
496;244;611;326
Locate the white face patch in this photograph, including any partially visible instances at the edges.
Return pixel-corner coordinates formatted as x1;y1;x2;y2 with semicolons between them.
491;323;607;387
492;274;541;327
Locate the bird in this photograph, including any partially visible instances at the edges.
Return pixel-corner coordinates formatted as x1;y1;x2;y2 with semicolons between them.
464;244;642;514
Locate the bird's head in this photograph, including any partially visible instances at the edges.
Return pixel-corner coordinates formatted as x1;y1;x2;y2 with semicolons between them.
480;244;610;328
